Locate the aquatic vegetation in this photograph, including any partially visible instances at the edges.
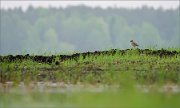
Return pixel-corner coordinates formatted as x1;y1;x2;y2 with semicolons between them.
0;49;180;108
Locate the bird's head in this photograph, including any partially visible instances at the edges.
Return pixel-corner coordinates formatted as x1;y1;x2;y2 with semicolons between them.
130;40;133;42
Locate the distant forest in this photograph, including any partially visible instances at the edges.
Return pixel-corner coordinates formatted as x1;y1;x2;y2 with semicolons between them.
0;5;179;54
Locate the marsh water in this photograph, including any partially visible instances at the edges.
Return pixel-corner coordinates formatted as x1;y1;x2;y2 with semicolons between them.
1;81;180;93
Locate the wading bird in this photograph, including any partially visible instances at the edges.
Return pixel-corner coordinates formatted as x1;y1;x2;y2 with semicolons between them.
130;40;139;47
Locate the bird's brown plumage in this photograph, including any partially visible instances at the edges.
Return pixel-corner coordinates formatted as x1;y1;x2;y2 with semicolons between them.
130;40;139;47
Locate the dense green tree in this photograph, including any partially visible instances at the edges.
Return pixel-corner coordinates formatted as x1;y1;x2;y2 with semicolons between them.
0;6;179;54
139;22;161;48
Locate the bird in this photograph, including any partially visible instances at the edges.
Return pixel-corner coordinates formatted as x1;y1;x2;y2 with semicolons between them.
130;40;139;47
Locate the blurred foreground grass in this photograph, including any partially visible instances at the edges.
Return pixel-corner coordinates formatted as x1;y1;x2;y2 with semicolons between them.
1;89;180;108
0;49;180;108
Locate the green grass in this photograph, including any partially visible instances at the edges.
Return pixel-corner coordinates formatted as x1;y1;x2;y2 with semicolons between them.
0;49;180;108
1;90;180;108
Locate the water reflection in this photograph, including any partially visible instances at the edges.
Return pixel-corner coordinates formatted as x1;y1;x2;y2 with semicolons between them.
0;81;180;93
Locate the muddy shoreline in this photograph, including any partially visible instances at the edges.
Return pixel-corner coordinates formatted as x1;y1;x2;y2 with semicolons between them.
1;49;179;64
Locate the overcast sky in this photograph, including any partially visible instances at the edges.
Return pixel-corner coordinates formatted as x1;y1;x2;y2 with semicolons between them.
1;1;179;11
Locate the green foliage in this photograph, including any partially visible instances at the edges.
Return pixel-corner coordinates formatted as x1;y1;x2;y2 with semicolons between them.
0;49;180;108
0;6;179;54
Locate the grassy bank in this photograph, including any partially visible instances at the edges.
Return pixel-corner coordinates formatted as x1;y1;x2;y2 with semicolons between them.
0;49;180;108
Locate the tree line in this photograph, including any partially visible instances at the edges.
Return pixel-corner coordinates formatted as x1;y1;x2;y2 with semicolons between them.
0;5;179;54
